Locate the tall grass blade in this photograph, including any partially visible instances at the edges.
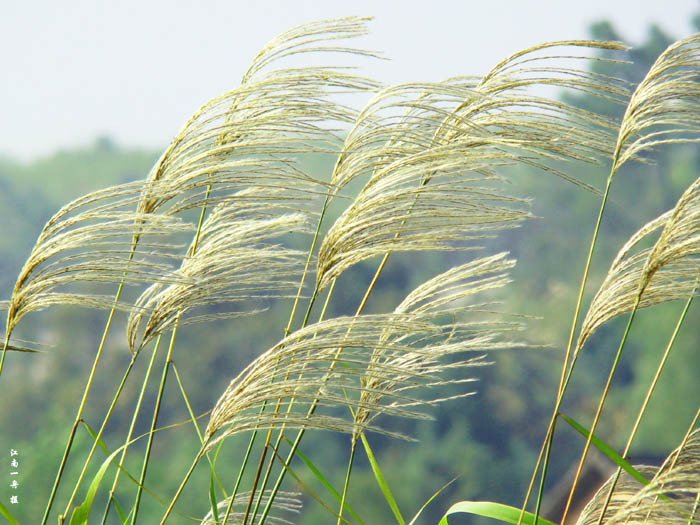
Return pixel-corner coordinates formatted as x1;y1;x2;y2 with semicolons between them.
0;501;19;525
361;433;405;525
560;413;652;487
439;500;557;525
68;445;124;525
209;471;221;525
112;498;130;524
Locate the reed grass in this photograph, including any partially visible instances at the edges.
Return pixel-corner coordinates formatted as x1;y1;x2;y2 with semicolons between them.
1;16;698;525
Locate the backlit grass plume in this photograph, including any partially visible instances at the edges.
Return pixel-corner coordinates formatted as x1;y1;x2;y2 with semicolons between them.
317;41;630;290
329;41;630;194
353;253;518;436
137;17;379;217
205;256;520;453
202;491;302;525
4;181;192;340
127;188;312;351
204;315;443;448
576;429;700;524
4;15;700;525
612;34;700;172
577;172;700;351
577;34;700;350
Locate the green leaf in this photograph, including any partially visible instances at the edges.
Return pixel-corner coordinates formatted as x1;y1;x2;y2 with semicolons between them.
78;421;193;521
438;501;557;525
80;421;111;456
69;446;124;525
111;497;130;524
360;433;405;525
283;436;364;524
209;470;220;525
0;500;19;525
559;413;650;486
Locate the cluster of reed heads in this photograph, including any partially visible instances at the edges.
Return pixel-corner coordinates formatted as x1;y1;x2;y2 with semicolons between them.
1;16;699;525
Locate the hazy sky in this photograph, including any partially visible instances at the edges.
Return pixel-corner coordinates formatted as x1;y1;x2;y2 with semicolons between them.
3;1;698;161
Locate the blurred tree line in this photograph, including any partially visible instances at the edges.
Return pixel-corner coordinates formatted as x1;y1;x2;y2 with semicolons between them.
0;14;699;524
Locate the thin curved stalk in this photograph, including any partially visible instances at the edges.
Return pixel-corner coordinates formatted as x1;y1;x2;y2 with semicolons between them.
60;346;146;519
244;284;324;525
533;416;557;524
172;361;230;517
242;278;323;519
596;287;696;524
101;339;161;525
227;190;333;525
560;293;642;524
222;434;256;525
521;169;616;525
242;192;338;524
159;445;207;524
338;440;358;525
242;280;324;525
285;192;333;338
172;361;226;484
43;257;135;525
0;329;10;379
131;332;171;524
248;282;333;524
690;494;700;525
134;184;212;523
258;160;434;522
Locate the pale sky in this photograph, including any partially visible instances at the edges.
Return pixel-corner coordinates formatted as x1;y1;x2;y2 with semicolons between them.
3;0;698;161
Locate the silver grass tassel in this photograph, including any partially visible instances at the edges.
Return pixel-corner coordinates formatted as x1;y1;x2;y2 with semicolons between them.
127;188;311;351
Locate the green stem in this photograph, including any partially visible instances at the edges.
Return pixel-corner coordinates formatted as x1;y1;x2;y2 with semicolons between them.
596;289;696;524
338;440;357;525
259;253;394;523
242;194;335;524
534;416;557;524
560;293;641;524
61;348;145;519
101;339;162;525
530;351;581;522
0;326;10;380
159;446;207;524
257;110;446;524
285;192;332;337
139;184;212;523
521;171;616;525
171;362;223;475
689;494;700;525
245;285;324;525
43;261;135;525
249;282;334;524
132;329;176;523
222;435;256;524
